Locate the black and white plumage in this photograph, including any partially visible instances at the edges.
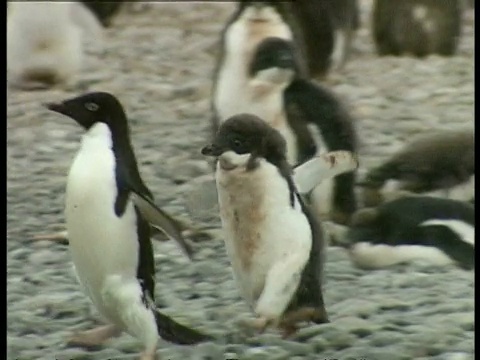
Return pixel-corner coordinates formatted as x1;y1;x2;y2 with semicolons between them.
344;195;475;270
45;92;210;359
372;0;463;57
201;114;342;337
292;0;360;77
212;28;358;224
79;1;125;27
7;1;103;90
358;129;474;207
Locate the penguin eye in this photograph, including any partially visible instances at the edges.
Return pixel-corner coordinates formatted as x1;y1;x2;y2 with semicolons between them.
85;102;99;112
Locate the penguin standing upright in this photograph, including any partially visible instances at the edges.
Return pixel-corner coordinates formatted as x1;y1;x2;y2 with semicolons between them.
212;31;358;224
201;114;358;337
372;0;463;57
7;1;103;90
292;0;360;77
45;92;210;359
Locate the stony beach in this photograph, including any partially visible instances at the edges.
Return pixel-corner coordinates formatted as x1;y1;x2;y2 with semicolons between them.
7;2;474;360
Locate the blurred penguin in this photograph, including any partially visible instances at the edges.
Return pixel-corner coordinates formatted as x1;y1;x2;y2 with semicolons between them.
7;1;103;90
358;129;474;207
372;0;463;57
341;194;475;270
292;0;360;78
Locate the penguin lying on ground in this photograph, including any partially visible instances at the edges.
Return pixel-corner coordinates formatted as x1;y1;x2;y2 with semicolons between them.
292;0;360;77
7;1;103;90
201;114;358;337
212;32;358;224
372;0;463;57
338;194;475;270
45;92;211;359
358;129;474;207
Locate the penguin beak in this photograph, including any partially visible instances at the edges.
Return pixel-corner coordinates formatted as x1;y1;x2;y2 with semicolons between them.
44;102;68;116
201;144;222;157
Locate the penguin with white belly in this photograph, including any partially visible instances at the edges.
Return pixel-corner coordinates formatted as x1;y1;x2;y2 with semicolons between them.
343;194;475;270
45;92;211;359
212;32;358;224
201;114;346;337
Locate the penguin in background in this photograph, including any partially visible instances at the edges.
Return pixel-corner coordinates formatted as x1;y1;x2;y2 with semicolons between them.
292;0;360;78
202;114;339;337
45;92;211;359
372;0;463;57
339;194;475;270
358;129;474;207
212;33;358;224
7;1;103;91
79;1;125;27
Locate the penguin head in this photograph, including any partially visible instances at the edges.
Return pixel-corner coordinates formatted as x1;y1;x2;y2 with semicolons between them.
249;37;299;82
201;114;287;171
45;92;127;131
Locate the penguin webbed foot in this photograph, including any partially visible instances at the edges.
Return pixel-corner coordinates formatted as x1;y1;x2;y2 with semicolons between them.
66;324;122;349
31;230;69;245
280;307;329;338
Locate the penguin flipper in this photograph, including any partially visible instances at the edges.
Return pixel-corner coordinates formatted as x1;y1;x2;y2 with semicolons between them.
293;150;358;194
131;193;193;260
154;309;213;345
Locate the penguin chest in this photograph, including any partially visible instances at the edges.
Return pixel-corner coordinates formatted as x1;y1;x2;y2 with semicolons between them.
65;130;139;314
216;159;312;306
215;16;293;121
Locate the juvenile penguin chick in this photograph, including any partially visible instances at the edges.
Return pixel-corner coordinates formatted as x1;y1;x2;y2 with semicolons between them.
45;92;210;359
372;0;463;57
358;129;474;206
345;195;475;270
202;114;330;338
213;35;358;224
7;2;102;90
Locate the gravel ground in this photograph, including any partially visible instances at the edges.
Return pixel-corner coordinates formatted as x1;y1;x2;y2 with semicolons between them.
7;2;474;360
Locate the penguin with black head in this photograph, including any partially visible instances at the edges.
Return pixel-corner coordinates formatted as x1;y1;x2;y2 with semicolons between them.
343;194;475;270
213;32;358;224
45;92;211;359
358;129;474;207
201;113;341;337
372;0;463;57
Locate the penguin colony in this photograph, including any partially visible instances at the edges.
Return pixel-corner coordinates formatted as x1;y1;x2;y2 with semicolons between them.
7;1;474;358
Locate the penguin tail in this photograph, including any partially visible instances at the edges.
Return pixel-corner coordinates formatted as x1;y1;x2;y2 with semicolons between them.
154;310;213;345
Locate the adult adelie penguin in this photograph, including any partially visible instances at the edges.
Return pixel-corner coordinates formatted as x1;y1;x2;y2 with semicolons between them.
292;0;360;77
343;194;475;270
201;114;346;337
7;2;103;90
358;129;474;207
372;0;463;57
45;92;211;359
212;33;358;224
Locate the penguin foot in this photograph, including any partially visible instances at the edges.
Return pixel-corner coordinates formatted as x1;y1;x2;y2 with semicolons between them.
139;350;157;360
241;317;274;334
67;324;122;349
329;209;352;225
32;230;69;245
280;307;329;338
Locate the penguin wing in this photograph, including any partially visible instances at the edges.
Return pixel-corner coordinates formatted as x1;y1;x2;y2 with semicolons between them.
284;79;357;152
293;151;358;194
131;192;193;260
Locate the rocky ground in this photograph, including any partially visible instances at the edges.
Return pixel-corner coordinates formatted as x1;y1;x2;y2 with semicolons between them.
7;2;474;360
